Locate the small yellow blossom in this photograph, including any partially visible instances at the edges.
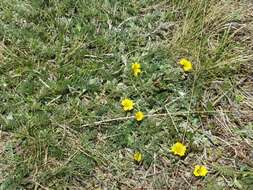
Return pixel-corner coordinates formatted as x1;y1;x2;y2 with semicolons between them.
170;142;187;157
135;111;144;121
131;62;141;76
179;58;193;72
121;98;135;111
193;165;208;177
133;151;142;162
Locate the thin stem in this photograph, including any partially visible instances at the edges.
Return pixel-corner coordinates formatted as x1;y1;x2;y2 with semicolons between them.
81;110;251;127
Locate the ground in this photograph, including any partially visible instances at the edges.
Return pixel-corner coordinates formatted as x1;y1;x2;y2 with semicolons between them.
0;0;253;189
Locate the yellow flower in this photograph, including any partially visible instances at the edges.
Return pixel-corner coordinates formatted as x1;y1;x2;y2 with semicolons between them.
135;111;144;121
193;165;208;177
170;142;187;157
121;98;135;111
131;62;141;76
179;58;193;72
133;151;142;162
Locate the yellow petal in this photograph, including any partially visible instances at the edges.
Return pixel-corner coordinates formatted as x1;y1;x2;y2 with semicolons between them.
170;142;187;157
133;68;141;76
179;58;193;72
193;165;201;176
121;98;135;111
132;62;141;76
135;111;144;121
193;165;208;177
133;151;142;162
183;63;192;72
132;62;141;70
179;58;189;66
